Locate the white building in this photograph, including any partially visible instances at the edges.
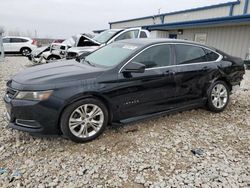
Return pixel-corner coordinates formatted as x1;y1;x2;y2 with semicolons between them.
109;0;250;59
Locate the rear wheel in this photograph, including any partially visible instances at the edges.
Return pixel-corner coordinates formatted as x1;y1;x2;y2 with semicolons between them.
21;48;31;56
60;98;108;143
207;81;230;112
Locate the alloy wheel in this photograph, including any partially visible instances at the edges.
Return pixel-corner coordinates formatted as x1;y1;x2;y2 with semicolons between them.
211;83;228;109
68;104;104;138
22;49;30;56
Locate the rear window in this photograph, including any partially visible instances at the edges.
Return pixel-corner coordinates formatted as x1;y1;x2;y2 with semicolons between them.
204;49;220;61
175;44;207;65
11;38;28;43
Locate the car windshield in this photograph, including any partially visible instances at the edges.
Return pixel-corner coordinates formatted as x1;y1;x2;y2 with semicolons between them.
83;43;140;67
92;30;120;44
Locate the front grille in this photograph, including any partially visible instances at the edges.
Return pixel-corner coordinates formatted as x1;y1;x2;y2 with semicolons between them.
66;52;77;60
6;87;18;99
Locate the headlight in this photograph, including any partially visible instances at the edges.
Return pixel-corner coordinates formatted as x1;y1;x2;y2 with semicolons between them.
15;90;53;101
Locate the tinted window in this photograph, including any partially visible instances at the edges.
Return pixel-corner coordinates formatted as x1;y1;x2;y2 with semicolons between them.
3;38;10;43
21;38;28;42
204;49;219;61
139;31;147;38
115;30;139;41
133;45;171;68
175;44;207;65
11;38;24;43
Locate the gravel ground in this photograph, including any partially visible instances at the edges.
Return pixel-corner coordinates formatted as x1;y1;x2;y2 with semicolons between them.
0;57;249;188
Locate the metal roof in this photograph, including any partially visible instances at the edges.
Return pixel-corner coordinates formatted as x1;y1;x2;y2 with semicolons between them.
109;0;241;25
143;14;250;31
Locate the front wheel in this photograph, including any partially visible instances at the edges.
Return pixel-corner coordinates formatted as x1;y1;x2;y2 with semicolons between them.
60;98;108;143
207;81;230;112
47;55;60;62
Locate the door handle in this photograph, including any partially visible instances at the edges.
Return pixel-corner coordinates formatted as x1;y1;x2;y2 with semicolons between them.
164;70;175;75
202;66;208;71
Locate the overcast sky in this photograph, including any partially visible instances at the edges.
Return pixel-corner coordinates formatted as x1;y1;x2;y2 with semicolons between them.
0;0;232;38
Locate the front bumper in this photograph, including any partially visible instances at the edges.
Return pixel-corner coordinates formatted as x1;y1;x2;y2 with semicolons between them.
28;55;44;64
4;94;63;135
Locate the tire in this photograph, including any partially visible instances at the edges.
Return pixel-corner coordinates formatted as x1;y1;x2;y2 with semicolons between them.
60;98;108;143
21;48;31;56
207;80;230;113
47;55;60;62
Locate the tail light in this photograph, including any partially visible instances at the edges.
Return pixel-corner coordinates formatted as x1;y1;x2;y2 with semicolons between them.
32;40;38;46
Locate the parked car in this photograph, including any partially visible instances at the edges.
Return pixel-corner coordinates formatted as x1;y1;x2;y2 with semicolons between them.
41;43;69;62
3;36;37;56
244;60;250;70
52;39;65;43
4;39;245;143
27;45;50;64
28;42;69;64
42;34;96;63
66;28;150;60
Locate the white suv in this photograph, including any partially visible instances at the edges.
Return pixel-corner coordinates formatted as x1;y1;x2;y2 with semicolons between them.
3;36;37;56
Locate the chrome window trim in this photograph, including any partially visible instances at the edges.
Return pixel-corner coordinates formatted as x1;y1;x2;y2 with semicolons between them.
107;28;141;45
118;42;223;73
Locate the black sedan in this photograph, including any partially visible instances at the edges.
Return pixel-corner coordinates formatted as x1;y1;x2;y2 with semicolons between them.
4;39;245;143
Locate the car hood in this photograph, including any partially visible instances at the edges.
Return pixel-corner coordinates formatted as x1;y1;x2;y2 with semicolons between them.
31;46;49;56
41;51;51;59
67;46;100;54
10;60;106;90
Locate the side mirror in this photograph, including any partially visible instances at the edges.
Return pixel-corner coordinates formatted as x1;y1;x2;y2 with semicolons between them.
122;62;145;73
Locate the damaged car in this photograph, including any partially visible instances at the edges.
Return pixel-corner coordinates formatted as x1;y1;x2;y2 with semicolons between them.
66;27;150;60
42;33;97;63
4;39;245;143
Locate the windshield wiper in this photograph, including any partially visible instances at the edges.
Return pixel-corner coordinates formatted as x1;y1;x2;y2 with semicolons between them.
84;60;95;67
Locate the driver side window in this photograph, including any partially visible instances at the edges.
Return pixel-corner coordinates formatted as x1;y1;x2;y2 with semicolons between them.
132;44;171;69
115;30;139;41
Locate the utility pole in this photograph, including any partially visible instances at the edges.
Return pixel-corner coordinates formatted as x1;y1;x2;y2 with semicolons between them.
158;8;161;15
0;27;4;62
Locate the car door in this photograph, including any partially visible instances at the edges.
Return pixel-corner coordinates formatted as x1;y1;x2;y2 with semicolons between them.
173;44;220;106
2;38;11;52
115;44;177;119
10;38;24;52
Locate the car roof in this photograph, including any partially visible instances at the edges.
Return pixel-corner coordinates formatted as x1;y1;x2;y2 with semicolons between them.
3;36;31;40
118;38;215;50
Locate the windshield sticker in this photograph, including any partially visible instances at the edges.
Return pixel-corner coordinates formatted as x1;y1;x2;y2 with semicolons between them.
122;45;138;50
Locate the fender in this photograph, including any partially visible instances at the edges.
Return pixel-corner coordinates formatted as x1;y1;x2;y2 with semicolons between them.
57;92;116;129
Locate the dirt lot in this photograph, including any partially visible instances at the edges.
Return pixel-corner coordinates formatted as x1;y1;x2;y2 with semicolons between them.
0;57;249;188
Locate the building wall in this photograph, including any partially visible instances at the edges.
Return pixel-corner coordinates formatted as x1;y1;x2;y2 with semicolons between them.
175;25;250;59
111;18;154;29
164;6;229;23
248;0;250;13
110;0;250;29
110;0;250;59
